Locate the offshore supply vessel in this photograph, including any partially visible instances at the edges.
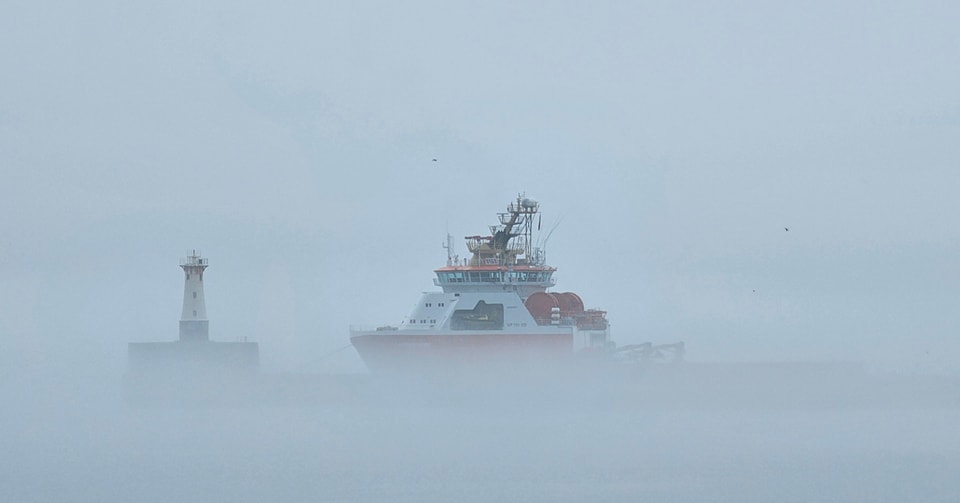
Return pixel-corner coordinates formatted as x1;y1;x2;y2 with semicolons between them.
350;194;679;373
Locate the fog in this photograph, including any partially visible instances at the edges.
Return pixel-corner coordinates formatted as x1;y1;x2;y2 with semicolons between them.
4;368;960;502
2;0;960;501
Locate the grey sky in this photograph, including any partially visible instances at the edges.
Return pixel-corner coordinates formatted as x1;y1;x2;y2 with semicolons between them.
2;1;959;375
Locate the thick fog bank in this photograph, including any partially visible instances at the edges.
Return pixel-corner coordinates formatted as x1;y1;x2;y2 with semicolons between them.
3;369;960;502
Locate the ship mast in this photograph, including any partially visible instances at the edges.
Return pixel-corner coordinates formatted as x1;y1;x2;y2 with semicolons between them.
496;194;539;263
443;233;459;266
463;194;539;266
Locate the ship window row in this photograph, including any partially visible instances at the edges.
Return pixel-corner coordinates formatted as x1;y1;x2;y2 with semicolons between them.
437;271;552;283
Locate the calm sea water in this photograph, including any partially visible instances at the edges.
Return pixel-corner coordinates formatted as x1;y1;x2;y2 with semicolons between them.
3;374;959;502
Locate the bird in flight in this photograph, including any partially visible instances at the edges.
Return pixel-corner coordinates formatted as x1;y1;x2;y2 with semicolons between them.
784;227;790;232
432;158;438;162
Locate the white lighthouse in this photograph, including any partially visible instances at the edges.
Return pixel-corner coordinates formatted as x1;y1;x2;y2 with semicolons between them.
179;250;209;341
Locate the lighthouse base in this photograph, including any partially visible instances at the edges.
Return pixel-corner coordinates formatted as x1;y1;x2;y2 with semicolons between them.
127;340;259;374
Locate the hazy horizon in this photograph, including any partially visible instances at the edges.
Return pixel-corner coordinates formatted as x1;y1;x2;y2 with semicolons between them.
2;2;959;501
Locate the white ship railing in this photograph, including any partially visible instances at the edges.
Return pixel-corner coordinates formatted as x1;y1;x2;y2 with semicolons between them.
350;324;399;333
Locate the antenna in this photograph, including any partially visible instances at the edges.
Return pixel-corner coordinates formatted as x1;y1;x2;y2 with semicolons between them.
537;215;563;248
443;233;458;266
539;216;563;266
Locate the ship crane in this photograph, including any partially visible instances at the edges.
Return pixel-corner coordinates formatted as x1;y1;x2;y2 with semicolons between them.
492;194;539;259
492;204;522;251
464;194;541;267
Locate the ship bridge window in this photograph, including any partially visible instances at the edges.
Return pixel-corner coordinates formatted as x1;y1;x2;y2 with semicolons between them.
511;271;552;282
438;272;465;283
519;271;544;282
463;271;504;282
481;271;502;282
450;301;504;331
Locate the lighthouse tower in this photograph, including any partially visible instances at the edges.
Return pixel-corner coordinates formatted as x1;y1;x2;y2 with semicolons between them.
179;250;209;341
